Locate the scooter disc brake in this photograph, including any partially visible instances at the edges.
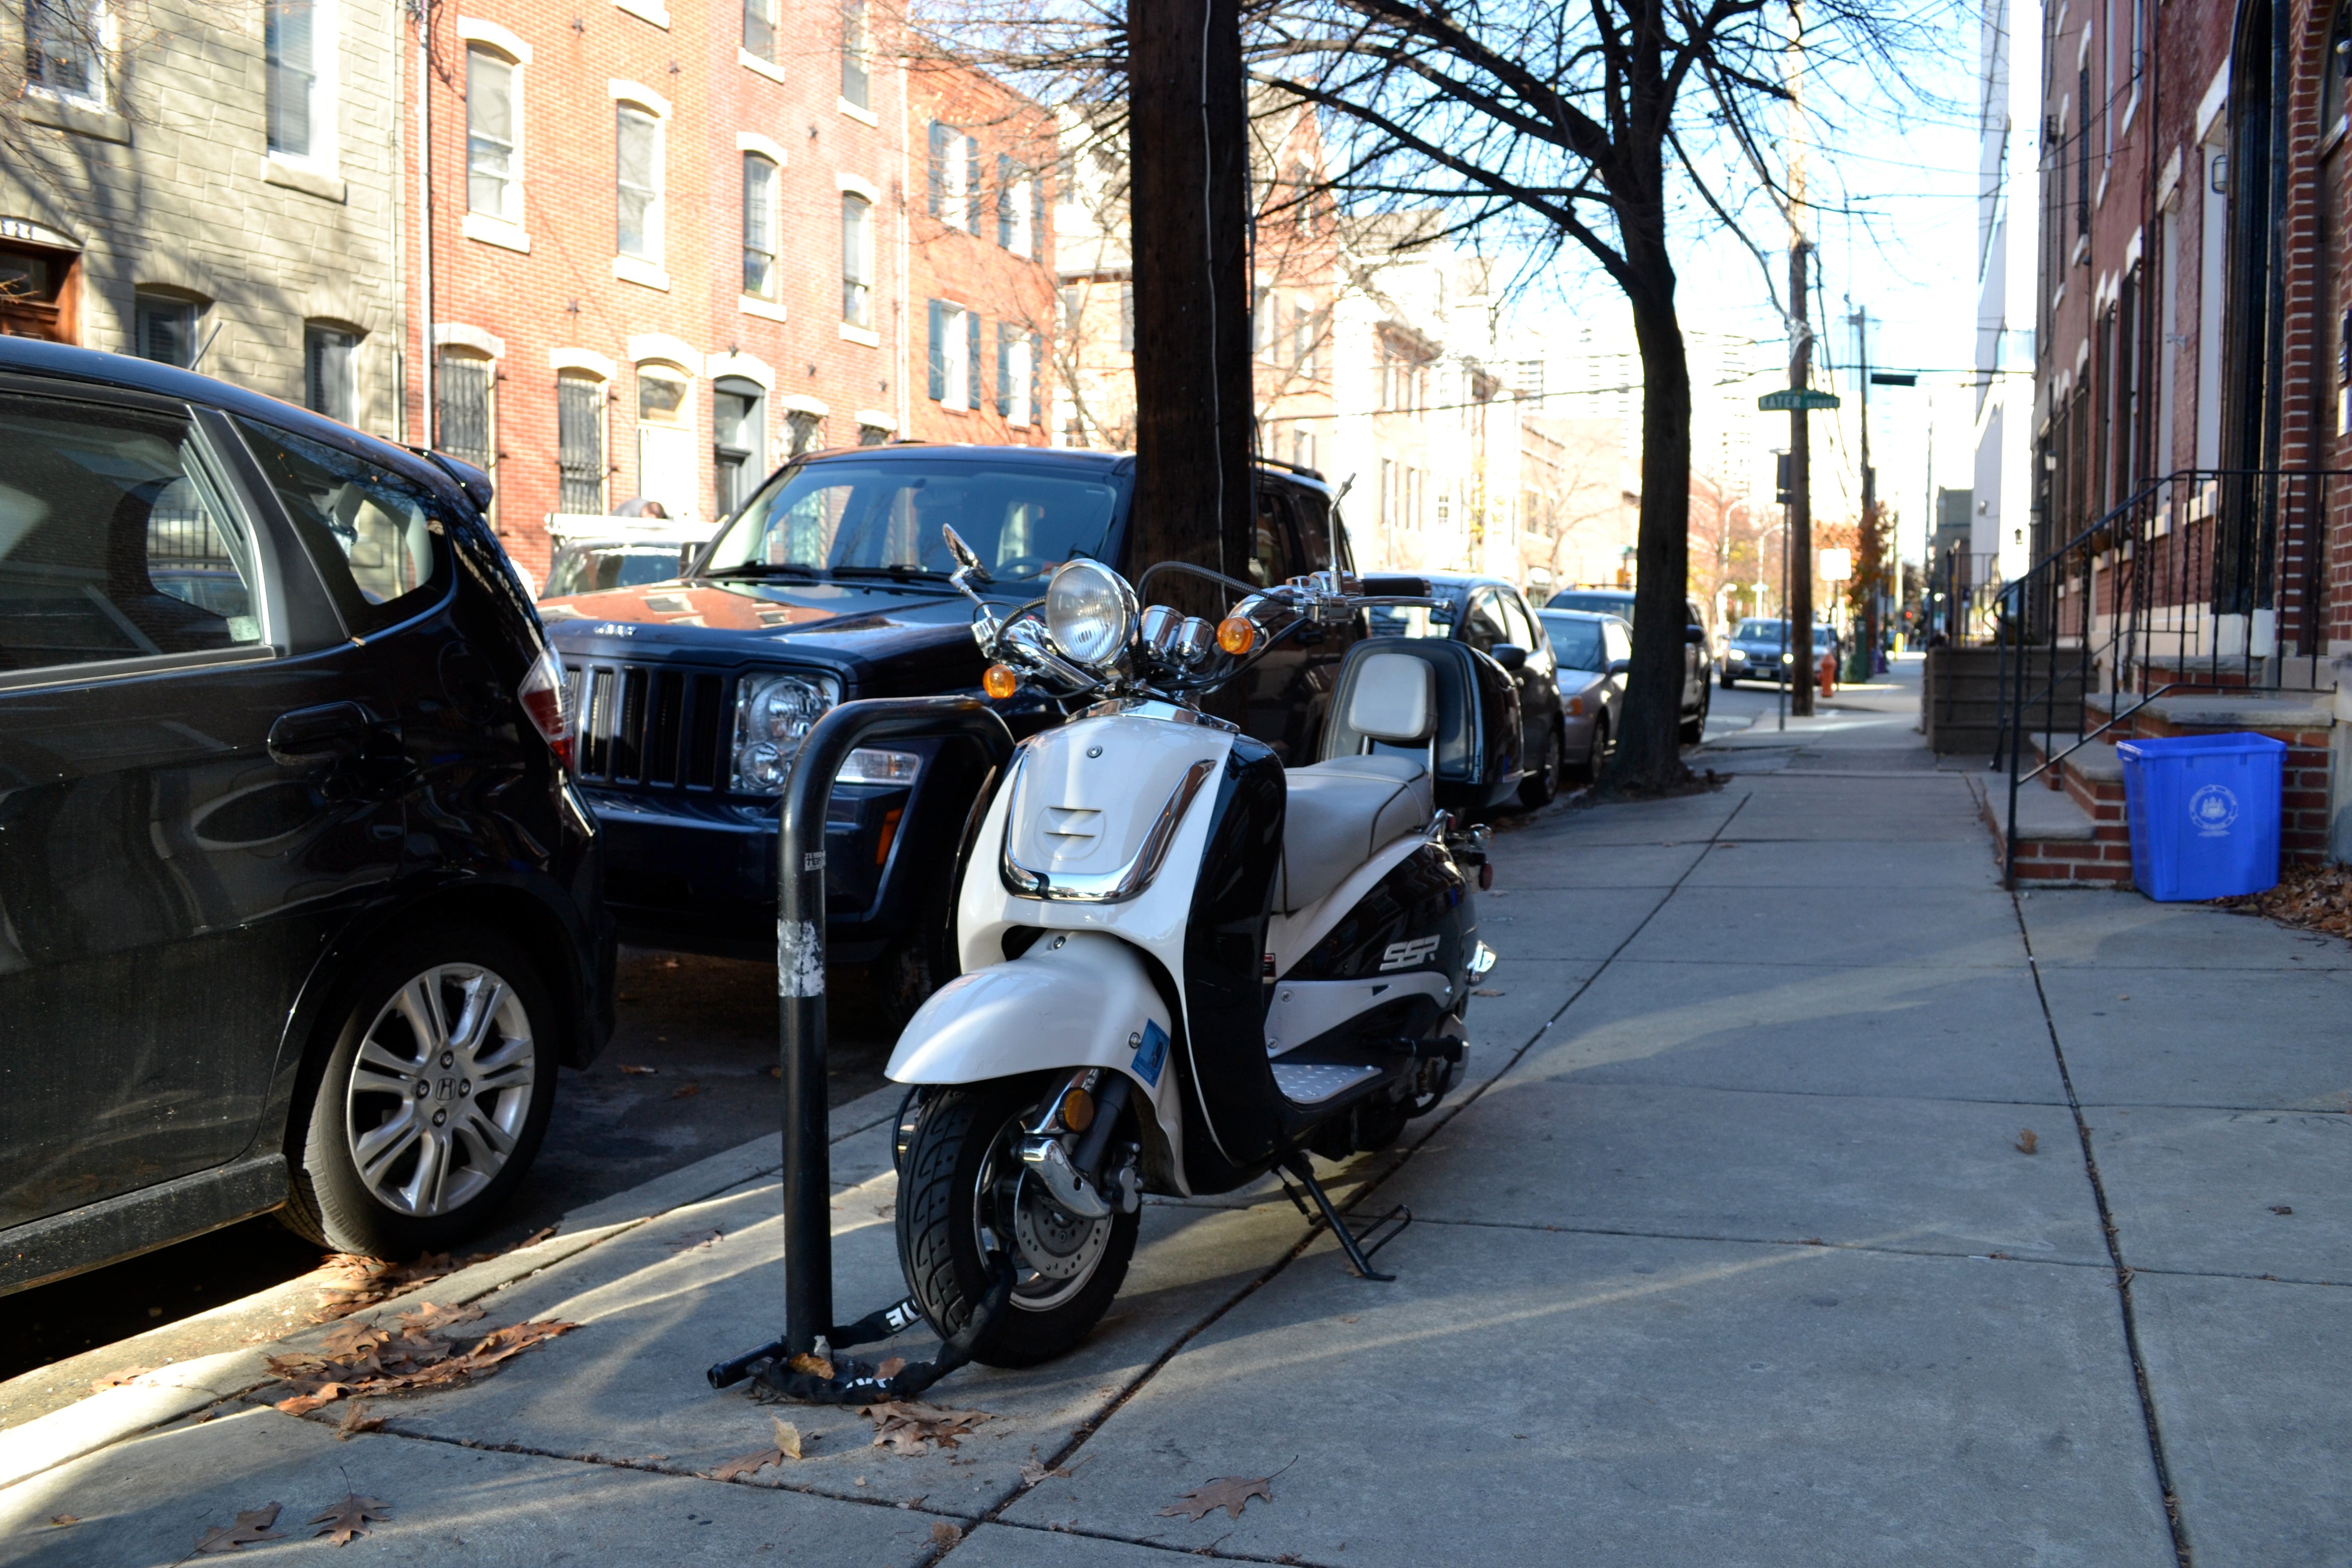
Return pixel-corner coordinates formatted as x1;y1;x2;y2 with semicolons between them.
1012;1169;1109;1281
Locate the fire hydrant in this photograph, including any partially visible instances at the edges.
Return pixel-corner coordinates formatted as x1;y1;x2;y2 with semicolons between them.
1817;652;1837;697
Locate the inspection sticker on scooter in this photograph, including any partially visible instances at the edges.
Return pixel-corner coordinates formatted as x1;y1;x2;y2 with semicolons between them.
1378;936;1442;971
1132;1020;1169;1087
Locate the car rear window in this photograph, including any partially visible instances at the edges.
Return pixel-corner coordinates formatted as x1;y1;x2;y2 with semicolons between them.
235;418;448;635
545;543;690;597
1537;613;1604;672
704;458;1123;587
0;393;267;679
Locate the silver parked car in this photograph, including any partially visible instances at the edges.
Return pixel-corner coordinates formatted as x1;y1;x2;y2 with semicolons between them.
1535;608;1630;781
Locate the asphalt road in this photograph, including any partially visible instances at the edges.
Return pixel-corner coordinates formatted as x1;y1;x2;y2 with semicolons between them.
0;947;899;1400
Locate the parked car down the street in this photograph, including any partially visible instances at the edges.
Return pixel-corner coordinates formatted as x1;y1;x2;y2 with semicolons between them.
1721;618;1840;687
541;525;716;600
0;338;614;1296
1535;608;1629;781
1544;585;1712;741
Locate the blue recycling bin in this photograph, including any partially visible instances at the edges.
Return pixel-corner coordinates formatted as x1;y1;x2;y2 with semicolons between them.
2115;732;2287;901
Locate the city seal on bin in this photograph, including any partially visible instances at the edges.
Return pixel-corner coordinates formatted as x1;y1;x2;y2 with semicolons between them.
2189;782;2241;837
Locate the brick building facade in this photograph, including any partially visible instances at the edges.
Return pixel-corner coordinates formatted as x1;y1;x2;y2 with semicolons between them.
402;1;1053;584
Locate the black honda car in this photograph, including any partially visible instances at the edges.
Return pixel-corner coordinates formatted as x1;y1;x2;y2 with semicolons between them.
0;339;611;1292
538;446;1364;1018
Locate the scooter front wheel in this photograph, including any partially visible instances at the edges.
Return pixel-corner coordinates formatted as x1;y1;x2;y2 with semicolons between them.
895;1077;1139;1368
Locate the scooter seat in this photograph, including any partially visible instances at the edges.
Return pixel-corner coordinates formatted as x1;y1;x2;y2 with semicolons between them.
1273;754;1434;914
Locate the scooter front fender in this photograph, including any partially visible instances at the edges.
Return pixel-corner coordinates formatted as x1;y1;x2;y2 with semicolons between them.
886;932;1189;1192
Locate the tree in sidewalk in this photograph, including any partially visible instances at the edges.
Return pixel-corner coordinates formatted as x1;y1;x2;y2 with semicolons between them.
1247;0;1937;789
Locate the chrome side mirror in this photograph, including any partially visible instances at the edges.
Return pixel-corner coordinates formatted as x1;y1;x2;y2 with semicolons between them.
941;524;992;585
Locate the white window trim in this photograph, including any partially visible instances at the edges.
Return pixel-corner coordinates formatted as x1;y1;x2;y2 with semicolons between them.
840;322;881;348
938;302;971;410
266;0;338;175
837;172;879;203
548;346;617;380
459;34;527;230
628;333;699;369
854;408;894;435
737;130;787;165
455;16;532;63
782;394;829;418
739;296;788;323
611;86;669;270
706;350;774;388
739;47;786;85
614;0;669;29
1006;172;1036;259
838;97;877;127
27;0;113;113
432;321;505;359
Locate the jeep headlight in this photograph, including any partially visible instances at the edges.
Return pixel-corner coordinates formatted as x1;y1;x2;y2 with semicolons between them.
730;671;840;794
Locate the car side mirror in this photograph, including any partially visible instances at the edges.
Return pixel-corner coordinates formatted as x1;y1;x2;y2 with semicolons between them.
1606;658;1631;676
1491;642;1528;672
1685;624;1707;645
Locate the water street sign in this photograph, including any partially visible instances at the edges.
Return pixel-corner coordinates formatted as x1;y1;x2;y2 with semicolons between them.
1757;389;1843;411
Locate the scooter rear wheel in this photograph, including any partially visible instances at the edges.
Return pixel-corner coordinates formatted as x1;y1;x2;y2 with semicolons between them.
896;1078;1139;1368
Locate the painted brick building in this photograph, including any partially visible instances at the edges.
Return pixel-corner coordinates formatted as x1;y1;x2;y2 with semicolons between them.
402;1;1054;584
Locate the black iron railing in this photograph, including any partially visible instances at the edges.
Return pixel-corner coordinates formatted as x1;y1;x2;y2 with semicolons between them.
1991;465;2348;885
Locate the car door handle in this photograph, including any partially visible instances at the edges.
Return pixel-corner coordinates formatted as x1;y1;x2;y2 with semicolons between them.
268;702;374;765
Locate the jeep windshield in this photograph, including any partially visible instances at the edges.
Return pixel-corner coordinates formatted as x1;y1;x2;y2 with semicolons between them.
699;457;1125;591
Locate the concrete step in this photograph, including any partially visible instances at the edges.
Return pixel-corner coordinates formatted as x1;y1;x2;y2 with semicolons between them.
1982;773;2134;886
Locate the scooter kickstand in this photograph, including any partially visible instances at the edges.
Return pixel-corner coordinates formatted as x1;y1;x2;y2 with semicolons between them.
1280;1153;1409;1282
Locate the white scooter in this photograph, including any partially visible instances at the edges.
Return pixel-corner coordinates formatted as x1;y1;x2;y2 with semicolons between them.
884;534;1496;1367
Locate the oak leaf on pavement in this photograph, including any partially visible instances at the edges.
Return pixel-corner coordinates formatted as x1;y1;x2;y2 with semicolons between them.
713;1417;810;1480
195;1503;285;1552
1160;1475;1275;1522
310;1494;391;1547
859;1399;993;1455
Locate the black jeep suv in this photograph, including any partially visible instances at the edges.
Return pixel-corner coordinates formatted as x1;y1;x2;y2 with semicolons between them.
0;339;611;1290
538;445;1360;1015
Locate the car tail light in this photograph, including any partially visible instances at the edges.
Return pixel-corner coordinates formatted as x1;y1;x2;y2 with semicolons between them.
519;648;574;770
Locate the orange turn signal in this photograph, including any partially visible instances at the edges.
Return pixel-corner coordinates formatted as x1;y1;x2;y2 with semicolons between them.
1216;616;1257;656
983;663;1019;699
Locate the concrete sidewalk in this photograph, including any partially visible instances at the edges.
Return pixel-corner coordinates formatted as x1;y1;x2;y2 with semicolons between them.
5;707;2347;1564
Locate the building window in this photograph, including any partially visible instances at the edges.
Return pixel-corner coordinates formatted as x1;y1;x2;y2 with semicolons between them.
436;349;492;469
928;300;978;409
742;153;778;299
996;324;1035;426
840;0;869;109
634;365;692;516
927;121;978;234
840;192;873;327
466;46;519;221
26;0;102;105
304;324;357;423
787;407;823;457
134;291;197;367
997;156;1037;256
713;378;764;519
1119;284;1134;352
265;0;317;159
856;419;890;447
1293;428;1314;470
617;103;662;262
743;0;775;62
557;372;605;514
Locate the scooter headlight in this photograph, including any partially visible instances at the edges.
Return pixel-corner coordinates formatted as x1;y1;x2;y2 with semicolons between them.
1044;558;1139;673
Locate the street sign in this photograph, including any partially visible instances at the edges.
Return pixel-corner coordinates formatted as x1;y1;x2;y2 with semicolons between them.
1819;547;1852;582
1757;388;1843;411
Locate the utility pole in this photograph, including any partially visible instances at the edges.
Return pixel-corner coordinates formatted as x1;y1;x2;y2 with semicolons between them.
1784;0;1814;718
1852;305;1878;682
1127;0;1254;611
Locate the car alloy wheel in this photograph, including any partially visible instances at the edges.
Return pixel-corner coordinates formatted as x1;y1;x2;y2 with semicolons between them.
344;963;537;1217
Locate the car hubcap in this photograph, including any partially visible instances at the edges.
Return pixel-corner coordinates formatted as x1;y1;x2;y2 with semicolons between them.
973;1114;1112;1311
345;963;535;1217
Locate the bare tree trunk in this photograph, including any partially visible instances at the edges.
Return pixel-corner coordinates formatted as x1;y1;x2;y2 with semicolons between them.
1127;0;1254;609
1606;276;1695;788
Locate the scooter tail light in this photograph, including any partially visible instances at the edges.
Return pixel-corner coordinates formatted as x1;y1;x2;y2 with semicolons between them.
518;648;574;771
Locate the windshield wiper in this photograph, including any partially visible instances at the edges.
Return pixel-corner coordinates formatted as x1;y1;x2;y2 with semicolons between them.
702;562;824;580
830;565;952;584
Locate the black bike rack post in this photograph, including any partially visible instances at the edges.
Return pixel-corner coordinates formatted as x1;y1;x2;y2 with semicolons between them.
706;696;1014;1403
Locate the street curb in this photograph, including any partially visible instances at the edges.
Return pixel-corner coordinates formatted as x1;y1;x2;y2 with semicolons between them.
0;1083;907;1492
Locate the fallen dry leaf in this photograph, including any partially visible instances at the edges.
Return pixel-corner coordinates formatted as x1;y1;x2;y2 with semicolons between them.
47;1514;77;1527
713;1417;810;1481
618;1064;659;1075
311;1494;391;1547
671;1083;702;1099
89;1366;151;1391
336;1400;385;1440
2216;863;2352;941
1160;1475;1274;1522
1018;1449;1073;1487
859;1399;993;1455
196;1503;285;1553
668;1229;723;1252
2272;1205;2295;1215
930;1522;963;1546
2015;1129;2039;1155
268;1315;579;1415
786;1351;835;1379
875;1356;907;1379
